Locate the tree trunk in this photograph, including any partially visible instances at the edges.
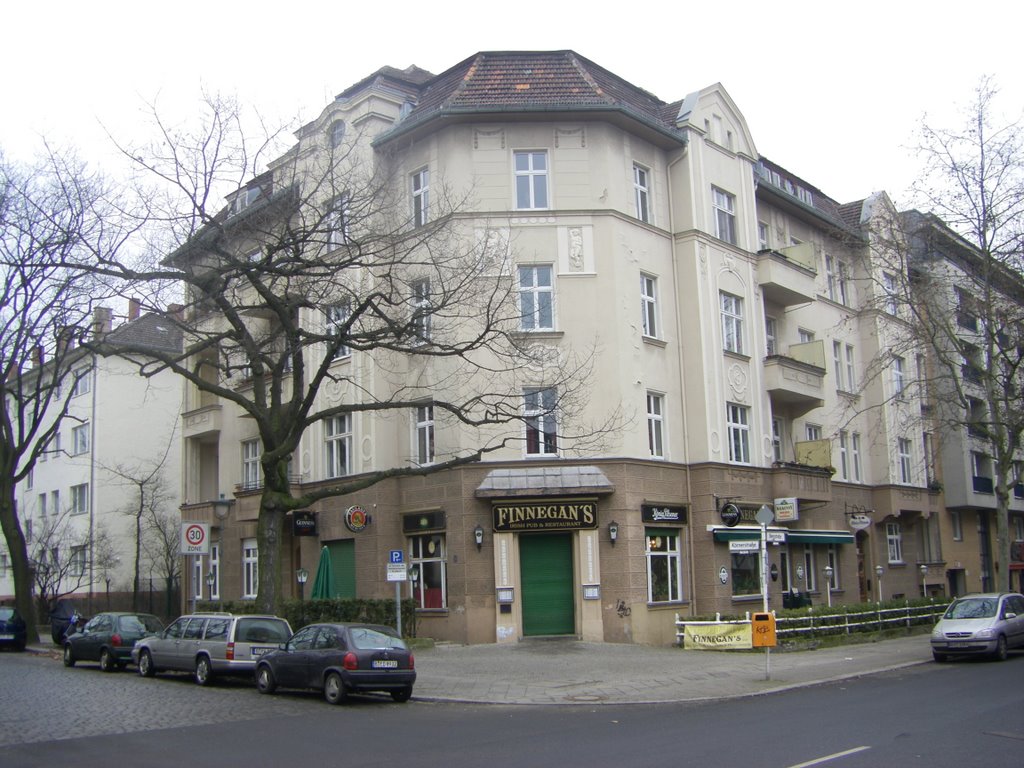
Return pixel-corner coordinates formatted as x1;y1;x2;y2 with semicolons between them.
0;480;40;644
256;468;291;615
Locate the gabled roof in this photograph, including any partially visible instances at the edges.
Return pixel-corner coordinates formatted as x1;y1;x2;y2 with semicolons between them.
375;50;685;147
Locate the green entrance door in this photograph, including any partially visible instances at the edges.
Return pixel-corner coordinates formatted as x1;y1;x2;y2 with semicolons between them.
520;533;575;635
325;539;356;598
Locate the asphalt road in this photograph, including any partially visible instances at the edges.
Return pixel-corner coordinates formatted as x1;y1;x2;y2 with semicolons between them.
2;650;1023;767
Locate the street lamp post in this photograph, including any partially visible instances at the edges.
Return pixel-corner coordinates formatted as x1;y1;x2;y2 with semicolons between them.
205;571;215;604
875;565;884;602
919;564;929;598
823;565;834;608
296;567;309;603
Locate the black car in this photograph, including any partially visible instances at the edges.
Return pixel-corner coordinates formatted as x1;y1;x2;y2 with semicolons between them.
255;623;416;704
0;606;28;651
63;612;164;671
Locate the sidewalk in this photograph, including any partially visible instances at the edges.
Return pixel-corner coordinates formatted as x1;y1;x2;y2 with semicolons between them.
410;633;932;705
27;633;933;706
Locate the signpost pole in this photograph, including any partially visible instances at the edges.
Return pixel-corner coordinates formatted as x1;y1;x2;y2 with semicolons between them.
396;581;402;638
755;504;775;681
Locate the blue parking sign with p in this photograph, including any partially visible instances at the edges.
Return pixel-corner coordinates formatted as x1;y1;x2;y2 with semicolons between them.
390;550;404;564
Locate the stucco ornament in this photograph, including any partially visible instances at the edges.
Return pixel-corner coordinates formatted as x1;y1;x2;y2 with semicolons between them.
728;363;748;397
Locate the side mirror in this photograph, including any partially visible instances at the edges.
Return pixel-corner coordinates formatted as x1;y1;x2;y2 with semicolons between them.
1004;611;1017;620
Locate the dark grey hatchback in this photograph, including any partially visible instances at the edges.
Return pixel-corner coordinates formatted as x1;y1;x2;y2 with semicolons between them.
255;623;415;704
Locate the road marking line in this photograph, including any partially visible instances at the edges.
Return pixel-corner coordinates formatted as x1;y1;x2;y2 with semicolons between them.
787;746;871;768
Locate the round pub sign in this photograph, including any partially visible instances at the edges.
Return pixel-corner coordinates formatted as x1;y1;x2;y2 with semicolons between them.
345;505;369;532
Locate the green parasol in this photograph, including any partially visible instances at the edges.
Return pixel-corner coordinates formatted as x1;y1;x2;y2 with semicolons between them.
310;545;335;599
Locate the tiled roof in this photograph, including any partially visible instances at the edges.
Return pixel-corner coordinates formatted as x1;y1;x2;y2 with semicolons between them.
379;50;681;143
475;465;615;498
106;313;183;354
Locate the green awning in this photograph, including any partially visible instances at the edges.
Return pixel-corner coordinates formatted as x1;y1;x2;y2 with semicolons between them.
712;527;765;541
786;530;855;544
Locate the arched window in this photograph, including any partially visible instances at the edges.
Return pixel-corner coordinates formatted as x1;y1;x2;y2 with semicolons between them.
328;120;346;148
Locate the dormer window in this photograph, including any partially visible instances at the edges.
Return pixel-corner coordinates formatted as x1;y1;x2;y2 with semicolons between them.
329;120;346;148
228;185;264;217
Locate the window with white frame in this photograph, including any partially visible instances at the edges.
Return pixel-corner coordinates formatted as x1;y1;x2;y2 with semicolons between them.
325;414;352;478
518;265;553;331
646;528;683;602
209;543;220;600
327;193;350;248
241;439;261;490
845;344;856;391
798;328;815;344
951;510;963;541
712;186;736;244
242;538;258;599
633;164;650;223
414;404;435;466
893;355;906;398
833;341;844;391
192;554;204;600
772;418;783;462
886;522;903;563
758;221;769;250
524;387;558;456
883;272;898;314
26;468;33;490
51;490;60;517
326;303;352;360
411;168;429;227
514;151;548;210
803;545;817;592
328;120;346;149
71;368;91;398
38;493;47;517
825;255;850;305
838;430;849;481
409;533;447;609
726;402;750;464
72;423;90;455
826;545;839;589
720;292;744;354
410;278;432;343
765;316;777;356
647;392;665;459
805;423;822;441
70;483;88;516
731;551;760;596
70;546;86;577
852;432;863;482
898;437;913;484
1015;516;1024;541
640;273;658;338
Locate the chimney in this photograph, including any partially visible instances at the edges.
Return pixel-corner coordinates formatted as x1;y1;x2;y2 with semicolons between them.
168;303;185;321
56;327;76;356
92;306;113;339
34;345;44;368
128;298;141;322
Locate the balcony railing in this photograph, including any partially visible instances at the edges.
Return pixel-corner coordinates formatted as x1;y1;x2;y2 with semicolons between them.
973;475;994;494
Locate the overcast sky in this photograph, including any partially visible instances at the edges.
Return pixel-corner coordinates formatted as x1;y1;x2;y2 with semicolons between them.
4;1;1021;208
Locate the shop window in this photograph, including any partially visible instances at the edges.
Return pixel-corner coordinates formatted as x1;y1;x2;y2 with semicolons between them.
645;528;682;603
409;533;447;609
731;551;760;596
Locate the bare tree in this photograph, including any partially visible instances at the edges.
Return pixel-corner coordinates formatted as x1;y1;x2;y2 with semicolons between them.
0;150;116;642
28;508;115;618
69;95;612;613
858;78;1024;591
140;506;182;618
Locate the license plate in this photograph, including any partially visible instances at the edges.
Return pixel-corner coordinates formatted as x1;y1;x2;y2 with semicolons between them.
372;659;398;669
0;633;13;640
949;641;971;648
250;646;274;657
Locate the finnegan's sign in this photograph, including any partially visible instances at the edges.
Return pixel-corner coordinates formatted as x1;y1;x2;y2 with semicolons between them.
492;499;598;532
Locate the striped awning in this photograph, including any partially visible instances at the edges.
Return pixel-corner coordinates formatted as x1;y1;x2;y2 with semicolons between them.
785;529;856;544
711;527;854;544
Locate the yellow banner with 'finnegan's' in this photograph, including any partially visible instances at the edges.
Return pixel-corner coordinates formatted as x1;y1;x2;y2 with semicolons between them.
684;623;752;650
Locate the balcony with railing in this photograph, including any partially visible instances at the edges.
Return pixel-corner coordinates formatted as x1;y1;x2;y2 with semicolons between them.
757;241;817;307
764;340;826;417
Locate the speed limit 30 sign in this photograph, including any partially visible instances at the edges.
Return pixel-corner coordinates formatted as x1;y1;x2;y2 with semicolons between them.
180;522;211;555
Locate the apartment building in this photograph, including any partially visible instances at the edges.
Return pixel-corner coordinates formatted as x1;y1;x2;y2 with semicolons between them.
176;51;956;646
1;306;183;612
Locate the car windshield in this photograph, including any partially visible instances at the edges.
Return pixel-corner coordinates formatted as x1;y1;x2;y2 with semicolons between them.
0;607;15;620
945;598;998;619
348;627;407;651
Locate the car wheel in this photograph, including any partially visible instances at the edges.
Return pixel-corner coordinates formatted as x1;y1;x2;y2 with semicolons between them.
256;665;277;695
390;686;413;703
993;635;1008;661
932;651;947;663
195;656;213;686
63;644;76;668
324;671;347;705
100;648;116;672
138;650;156;678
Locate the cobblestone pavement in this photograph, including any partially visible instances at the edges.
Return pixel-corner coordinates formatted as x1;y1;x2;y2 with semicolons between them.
0;651;316;747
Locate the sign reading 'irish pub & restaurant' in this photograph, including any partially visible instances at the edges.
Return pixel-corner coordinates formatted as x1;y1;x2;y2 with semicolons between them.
492;499;598;532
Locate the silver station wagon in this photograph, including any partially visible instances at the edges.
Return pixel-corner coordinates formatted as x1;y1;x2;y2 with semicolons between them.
930;592;1024;662
132;612;292;685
